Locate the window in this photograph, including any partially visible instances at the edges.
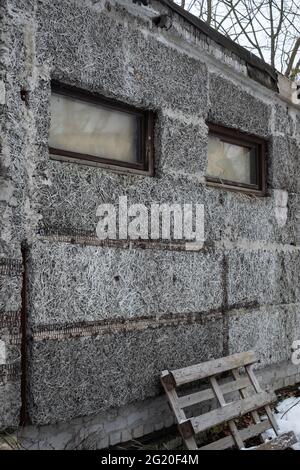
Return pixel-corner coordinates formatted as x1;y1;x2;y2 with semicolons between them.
49;82;154;175
206;123;266;195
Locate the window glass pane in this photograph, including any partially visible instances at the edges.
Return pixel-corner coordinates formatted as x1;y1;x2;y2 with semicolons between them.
49;93;140;163
207;135;257;185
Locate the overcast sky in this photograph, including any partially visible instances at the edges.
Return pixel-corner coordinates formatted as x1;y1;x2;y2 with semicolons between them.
174;0;300;75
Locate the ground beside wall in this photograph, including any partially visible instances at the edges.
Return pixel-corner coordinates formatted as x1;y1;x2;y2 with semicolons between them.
14;361;300;449
0;0;300;448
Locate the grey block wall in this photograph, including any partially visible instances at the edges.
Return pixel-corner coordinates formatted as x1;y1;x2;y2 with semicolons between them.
0;0;23;428
0;0;300;446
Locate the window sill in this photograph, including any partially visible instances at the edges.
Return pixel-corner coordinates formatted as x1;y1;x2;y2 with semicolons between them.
49;152;154;177
206;179;266;197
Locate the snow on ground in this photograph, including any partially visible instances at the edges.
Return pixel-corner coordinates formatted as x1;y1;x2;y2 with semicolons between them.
266;395;300;450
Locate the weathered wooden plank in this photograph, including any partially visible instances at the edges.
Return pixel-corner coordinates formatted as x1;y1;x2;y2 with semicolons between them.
161;371;185;422
210;376;244;449
191;391;276;434
245;365;279;434
160;370;198;450
255;431;297;450
200;420;272;450
178;376;250;408
210;376;226;406
171;351;257;386
182;434;198;450
232;368;261;426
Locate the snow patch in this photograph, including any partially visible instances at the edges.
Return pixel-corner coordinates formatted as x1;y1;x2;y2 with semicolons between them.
266;396;300;450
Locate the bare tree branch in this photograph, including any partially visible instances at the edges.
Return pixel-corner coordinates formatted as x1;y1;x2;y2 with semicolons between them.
229;0;265;60
207;0;212;25
175;0;300;79
285;36;300;76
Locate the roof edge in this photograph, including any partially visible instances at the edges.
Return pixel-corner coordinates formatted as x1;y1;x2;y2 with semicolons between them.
159;0;278;86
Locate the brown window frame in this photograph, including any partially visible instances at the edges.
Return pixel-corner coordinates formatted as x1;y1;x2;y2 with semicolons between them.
49;81;155;176
206;123;266;196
